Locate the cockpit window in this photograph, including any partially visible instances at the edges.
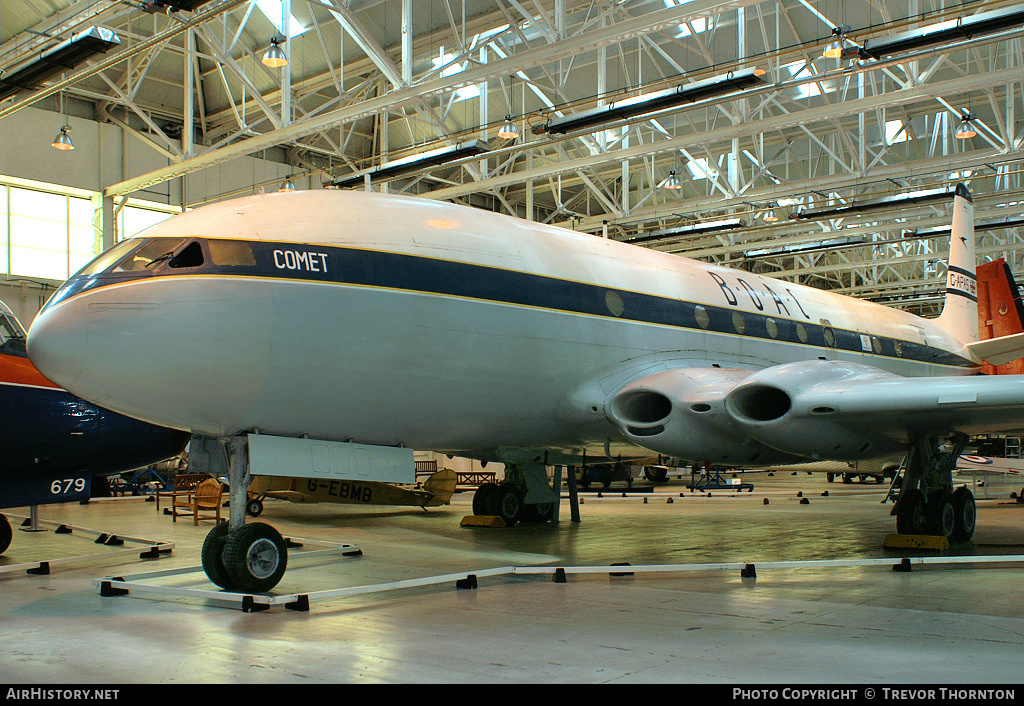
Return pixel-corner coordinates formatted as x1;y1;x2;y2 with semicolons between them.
115;237;188;272
75;238;143;276
0;313;25;346
207;239;256;266
168;241;205;268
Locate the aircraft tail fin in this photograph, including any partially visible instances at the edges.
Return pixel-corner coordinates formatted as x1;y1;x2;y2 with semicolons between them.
422;468;457;506
969;258;1024;373
934;183;978;346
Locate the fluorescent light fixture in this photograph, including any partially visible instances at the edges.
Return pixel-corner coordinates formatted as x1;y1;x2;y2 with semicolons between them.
0;26;121;100
627;218;744;244
329;140;490;188
909;217;1024;239
533;67;767;135
141;0;212;12
745;237;865;259
858;4;1024;60
791;187;952;220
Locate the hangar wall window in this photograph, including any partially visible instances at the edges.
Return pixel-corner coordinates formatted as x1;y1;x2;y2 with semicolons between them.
5;185;97;281
0;176;180;283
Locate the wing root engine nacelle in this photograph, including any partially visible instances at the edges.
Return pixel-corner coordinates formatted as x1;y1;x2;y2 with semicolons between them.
607;361;934;464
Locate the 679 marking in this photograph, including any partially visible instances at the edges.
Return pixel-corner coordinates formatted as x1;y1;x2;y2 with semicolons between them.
50;478;87;495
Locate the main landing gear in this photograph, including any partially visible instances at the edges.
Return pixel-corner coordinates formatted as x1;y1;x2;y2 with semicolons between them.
192;436;290;593
893;434;976;543
471;459;559;526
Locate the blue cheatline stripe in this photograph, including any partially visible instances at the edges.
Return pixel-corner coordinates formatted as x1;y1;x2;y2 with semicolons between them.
56;237;978;370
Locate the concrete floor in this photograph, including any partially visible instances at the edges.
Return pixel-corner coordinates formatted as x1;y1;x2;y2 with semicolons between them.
1;470;1023;684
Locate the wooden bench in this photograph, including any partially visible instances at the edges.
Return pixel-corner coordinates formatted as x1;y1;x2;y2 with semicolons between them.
157;473;211;514
178;478;224;525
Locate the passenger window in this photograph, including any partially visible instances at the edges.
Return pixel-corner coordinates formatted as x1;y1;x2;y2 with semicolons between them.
207;239;256;266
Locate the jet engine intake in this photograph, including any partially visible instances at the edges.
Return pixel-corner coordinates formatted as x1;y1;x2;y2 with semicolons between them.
606;367;804;465
724;360;906;461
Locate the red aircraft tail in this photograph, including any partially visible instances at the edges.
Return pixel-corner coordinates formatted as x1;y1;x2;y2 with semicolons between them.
977;258;1024;374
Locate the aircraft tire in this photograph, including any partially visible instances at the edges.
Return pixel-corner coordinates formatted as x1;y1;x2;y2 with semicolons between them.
929;491;956;538
643;466;668;482
826;473;835;483
951;487;977;543
246;499;264;517
222;522;288;593
0;514;11;555
842;474;853;484
472;482;499;516
493;482;523;526
520;501;555;524
895;488;928;535
201;522;235;590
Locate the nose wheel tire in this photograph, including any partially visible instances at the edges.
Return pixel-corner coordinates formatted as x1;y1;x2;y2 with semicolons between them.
201;522;235;590
0;514;12;555
221;522;288;593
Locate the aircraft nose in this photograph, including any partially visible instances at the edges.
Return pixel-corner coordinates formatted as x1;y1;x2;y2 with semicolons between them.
27;300;89;392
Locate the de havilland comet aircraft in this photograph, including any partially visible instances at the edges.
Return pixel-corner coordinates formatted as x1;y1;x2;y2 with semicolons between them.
26;182;1024;592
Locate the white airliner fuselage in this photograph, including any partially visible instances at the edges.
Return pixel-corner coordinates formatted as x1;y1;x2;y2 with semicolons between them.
26;188;990;465
28;183;1024;591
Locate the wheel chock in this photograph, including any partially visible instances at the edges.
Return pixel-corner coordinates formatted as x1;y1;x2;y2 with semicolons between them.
241;596;270;613
741;564;757;579
286;595;310;612
799;498;810;505
763;498;770;505
460;515;506;527
553;568;567;583
821;491;829;497
100;579;129;597
610;562;633;577
883;534;949;551
797;491;803;497
27;562;50;576
455;574;478;590
139;546;171;560
667;497;673;503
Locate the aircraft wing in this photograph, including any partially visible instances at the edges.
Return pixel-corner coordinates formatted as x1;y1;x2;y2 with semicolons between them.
606;359;1024;463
